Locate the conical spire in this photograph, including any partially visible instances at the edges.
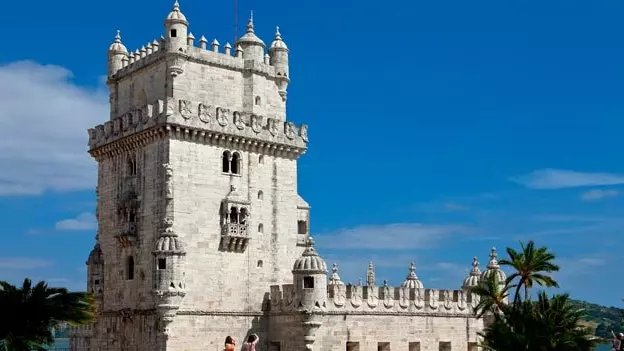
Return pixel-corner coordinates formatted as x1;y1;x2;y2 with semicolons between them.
236;10;265;48
246;11;255;33
366;262;375;286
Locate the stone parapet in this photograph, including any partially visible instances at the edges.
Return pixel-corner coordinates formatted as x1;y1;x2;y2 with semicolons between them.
88;98;308;157
269;284;478;316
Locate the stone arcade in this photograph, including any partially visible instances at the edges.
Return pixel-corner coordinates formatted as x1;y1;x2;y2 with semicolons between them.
69;2;502;350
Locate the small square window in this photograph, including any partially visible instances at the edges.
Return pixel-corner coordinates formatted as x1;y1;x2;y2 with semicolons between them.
303;276;314;289
170;29;177;37
158;258;166;270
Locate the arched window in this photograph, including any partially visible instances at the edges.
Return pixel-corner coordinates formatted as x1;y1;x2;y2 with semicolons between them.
255;96;261;106
222;151;231;173
257;191;264;200
127;155;137;176
126;256;135;280
258;155;264;164
229;207;239;223
258;223;264;233
231;152;241;175
240;208;249;224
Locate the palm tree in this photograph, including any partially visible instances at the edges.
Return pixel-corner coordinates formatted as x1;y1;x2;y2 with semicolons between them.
0;278;95;351
469;274;515;319
499;240;559;304
479;291;598;351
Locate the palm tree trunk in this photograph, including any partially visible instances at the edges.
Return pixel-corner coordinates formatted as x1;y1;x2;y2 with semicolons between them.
524;284;529;301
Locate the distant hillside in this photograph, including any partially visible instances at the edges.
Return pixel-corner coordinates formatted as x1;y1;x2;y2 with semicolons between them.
571;299;624;340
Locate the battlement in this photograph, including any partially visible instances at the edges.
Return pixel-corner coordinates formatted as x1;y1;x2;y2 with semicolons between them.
111;35;284;82
269;283;478;316
87;97;308;157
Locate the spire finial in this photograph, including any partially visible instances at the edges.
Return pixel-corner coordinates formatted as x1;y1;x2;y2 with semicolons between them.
246;11;255;33
406;262;417;279
173;0;180;10
470;256;481;275
487;247;499;269
114;30;121;43
332;263;338;274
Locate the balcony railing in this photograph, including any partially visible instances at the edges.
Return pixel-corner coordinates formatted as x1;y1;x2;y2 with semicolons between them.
220;223;249;252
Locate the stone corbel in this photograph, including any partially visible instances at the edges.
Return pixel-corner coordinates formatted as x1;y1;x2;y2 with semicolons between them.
301;311;322;351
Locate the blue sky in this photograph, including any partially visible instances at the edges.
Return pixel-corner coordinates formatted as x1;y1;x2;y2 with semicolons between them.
1;0;623;306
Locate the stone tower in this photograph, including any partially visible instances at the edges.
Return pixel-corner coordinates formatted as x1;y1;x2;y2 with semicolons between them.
76;2;310;349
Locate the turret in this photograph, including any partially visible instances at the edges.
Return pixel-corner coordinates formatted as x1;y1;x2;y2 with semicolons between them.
152;218;186;335
481;248;507;293
86;242;104;298
164;0;188;53
401;262;424;289
107;30;128;77
292;237;327;311
462;257;482;290
269;26;290;99
236;13;265;62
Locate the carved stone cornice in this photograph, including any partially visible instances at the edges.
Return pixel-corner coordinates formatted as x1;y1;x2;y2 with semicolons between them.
176;310;265;317
89;123;306;161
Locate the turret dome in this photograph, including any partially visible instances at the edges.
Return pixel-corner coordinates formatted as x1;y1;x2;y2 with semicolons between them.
480;247;507;283
401;262;424;289
154;235;185;254
462;257;482;289
165;0;187;24
86;243;103;265
236;16;265;48
292;237;327;274
269;27;288;51
108;30;128;54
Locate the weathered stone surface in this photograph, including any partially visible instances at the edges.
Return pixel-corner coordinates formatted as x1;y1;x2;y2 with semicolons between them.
70;2;487;350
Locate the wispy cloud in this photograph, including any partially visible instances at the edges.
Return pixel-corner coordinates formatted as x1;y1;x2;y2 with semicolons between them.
581;189;619;201
443;202;470;211
315;223;474;250
0;257;52;269
55;212;97;231
511;169;624;189
0;61;106;196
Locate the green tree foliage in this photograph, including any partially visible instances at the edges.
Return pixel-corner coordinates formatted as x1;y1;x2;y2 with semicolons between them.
0;278;95;351
470;240;599;351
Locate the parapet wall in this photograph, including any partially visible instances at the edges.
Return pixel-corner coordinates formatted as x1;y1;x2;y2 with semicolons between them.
87;98;308;155
269;284;479;316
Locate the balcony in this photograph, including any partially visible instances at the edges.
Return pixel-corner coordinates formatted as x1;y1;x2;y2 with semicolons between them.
115;221;137;247
220;223;249;252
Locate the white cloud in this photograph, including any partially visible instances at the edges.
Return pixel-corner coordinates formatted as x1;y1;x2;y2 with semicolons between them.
314;223;473;250
0;257;52;269
511;169;624;189
0;61;107;196
581;189;619;201
55;212;97;231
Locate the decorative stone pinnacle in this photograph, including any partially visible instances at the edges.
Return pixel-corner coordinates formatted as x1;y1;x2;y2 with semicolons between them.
329;263;342;284
487;247;499;269
275;26;282;39
332;263;338;274
173;0;180;11
383;279;388;287
247;11;255;32
406;262;417;279
114;30;121;43
470;257;481;275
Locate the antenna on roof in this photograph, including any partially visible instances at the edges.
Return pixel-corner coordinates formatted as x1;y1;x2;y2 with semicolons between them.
233;0;238;43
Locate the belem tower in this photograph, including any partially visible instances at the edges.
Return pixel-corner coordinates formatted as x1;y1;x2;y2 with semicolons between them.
69;2;506;350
